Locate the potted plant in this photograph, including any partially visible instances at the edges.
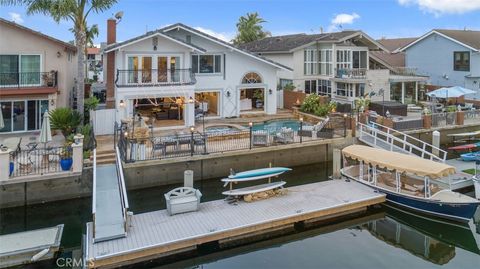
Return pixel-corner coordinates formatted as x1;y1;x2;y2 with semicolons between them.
49;108;82;138
59;142;73;171
42;70;56;87
253;89;264;108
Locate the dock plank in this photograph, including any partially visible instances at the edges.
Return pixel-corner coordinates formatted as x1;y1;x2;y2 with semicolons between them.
86;180;385;268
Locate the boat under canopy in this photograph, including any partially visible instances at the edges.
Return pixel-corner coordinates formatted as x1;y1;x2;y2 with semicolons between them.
342;145;456;179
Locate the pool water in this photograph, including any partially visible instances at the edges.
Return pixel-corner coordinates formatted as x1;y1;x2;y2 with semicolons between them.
251;119;311;132
205;126;241;134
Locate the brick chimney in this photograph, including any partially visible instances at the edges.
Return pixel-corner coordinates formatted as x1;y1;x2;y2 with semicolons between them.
105;18;116;109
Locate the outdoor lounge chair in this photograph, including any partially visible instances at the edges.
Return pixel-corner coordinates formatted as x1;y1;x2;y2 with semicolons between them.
273;128;294;144
298;117;330;138
252;130;269;146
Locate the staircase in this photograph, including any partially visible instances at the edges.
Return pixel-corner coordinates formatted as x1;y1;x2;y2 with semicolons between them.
357;122;447;163
95;149;116;165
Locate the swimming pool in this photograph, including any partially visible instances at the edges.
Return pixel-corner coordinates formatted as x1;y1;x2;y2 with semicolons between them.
205;125;243;134
251;119;311;132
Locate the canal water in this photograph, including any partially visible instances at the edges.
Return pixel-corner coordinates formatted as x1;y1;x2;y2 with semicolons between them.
1;161;479;268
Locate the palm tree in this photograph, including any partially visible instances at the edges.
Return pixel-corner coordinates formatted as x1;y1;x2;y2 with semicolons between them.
233;12;271;45
1;0;117;116
72;23;99;78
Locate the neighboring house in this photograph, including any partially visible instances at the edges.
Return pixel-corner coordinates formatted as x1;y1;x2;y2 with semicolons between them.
398;29;480;99
241;31;427;105
0;17;77;134
87;47;103;82
103;20;291;129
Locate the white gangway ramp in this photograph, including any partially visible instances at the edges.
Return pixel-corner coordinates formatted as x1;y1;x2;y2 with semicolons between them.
357;122;448;163
92;146;130;242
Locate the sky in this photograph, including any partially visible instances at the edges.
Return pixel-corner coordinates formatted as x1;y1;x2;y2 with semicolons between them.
1;0;480;44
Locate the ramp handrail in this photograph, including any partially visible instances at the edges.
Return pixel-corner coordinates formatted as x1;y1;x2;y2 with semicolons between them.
115;146;129;232
358;122;447;162
92;149;97;238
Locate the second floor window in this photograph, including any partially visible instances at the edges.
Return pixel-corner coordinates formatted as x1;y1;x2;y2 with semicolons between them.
336;50;351;70
192;54;222;74
454;51;470;71
352;51;367;69
0;54;41;86
304;49;317;75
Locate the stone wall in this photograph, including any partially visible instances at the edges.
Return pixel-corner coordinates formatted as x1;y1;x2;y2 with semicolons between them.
283;91;306;109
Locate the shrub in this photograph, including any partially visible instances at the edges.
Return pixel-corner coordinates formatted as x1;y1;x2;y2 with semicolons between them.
49;108;82;138
283;83;295;91
300;94;335;117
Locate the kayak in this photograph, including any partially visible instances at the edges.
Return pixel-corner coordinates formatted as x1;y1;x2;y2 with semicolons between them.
460;152;480;161
448;142;480;151
228;167;292;180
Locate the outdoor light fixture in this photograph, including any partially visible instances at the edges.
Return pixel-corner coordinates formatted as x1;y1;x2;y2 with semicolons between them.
188;96;194;103
56;51;61;58
269;89;273;94
124;131;128;137
50;99;55;106
248;122;253;127
343;113;348;118
119;100;125;108
190;126;195;132
226;90;231;98
295;98;301;105
299;117;304;122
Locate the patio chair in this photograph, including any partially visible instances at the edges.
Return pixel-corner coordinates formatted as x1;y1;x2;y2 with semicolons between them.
252;130;269;146
150;137;167;157
273;128;294;144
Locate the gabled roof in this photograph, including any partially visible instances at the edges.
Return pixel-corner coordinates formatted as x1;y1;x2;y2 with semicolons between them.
377;37;417;52
103;30;206;53
0;17;76;51
162;23;292;71
240;30;388;53
398;29;480;52
370;51;405;68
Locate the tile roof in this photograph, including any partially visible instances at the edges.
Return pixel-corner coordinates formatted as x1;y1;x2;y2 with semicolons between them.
238;31;359;53
0;17;76;51
370;51;405;67
434;29;480;50
87;47;100;55
377;37;417;52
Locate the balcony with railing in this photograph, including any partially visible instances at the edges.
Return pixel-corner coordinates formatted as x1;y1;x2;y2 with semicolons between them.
390;67;425;77
115;69;196;87
334;68;367;79
0;71;58;89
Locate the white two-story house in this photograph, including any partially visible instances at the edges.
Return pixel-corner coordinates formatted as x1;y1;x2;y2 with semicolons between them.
103;20;291;129
240;31;428;106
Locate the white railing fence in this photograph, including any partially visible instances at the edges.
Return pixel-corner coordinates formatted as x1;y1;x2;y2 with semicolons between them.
115;146;129;233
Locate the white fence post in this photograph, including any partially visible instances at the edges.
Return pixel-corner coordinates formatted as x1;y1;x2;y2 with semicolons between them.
72;134;84;173
432;131;440;158
0;149;11;180
184;170;194;187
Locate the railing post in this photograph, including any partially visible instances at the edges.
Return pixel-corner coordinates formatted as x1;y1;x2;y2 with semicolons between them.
249;124;253;149
72;134;84;173
190;131;194;157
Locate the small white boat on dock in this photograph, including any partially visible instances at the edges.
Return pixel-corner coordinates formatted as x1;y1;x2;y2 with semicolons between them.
0;224;64;268
222;167;291;196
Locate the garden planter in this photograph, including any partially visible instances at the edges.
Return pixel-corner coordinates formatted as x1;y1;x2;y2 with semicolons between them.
60;158;73;171
423;115;432;129
446;113;456;125
456;111;464;125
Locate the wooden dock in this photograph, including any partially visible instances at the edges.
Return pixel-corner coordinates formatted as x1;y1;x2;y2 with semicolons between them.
84;180;385;268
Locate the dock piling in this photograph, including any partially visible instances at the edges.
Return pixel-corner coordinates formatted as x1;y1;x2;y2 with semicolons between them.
332;148;341;179
184;170;194;188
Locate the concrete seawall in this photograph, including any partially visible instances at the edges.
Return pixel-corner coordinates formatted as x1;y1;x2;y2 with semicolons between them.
0;137;353;209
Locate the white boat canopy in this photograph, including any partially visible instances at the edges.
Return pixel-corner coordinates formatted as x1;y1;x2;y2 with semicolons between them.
342;145;456;179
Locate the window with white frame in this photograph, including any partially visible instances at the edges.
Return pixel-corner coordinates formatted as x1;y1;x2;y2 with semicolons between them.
304;80;317;94
336;50;351;70
318;79;331;96
0;99;48;133
304;49;317;75
318;49;333;76
336;82;354;97
192;54;222;74
0;54;41;86
352;51;367;69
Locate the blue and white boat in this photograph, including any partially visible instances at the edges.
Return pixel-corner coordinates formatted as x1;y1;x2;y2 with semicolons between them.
341;145;480;223
460;152;480;162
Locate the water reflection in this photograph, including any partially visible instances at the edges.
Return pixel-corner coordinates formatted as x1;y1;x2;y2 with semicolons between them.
361;206;480;265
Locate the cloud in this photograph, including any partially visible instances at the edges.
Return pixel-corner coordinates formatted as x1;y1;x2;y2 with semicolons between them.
8;12;24;24
398;0;480;15
193;27;234;42
328;13;360;32
331;13;360;25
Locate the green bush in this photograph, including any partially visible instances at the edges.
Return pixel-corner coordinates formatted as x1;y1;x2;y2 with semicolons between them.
283;83;295;91
49;108;82;138
300;94;335;117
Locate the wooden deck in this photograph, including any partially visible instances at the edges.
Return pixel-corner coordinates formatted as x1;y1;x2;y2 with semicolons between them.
84;180;385;268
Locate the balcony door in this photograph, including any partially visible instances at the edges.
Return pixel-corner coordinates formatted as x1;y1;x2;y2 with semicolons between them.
0;54;40;87
157;57;168;82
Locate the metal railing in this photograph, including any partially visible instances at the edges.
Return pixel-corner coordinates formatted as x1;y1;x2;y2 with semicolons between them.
431;112;457;127
118;121;344;163
390;67;422;77
335;68;367;79
9;145;68;178
357;122;447;162
0;71;58;88
115;69;196;87
115;146;129;234
92;149;97;238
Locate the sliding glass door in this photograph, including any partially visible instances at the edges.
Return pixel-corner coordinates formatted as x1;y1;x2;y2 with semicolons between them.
0;100;48;133
0;55;40;86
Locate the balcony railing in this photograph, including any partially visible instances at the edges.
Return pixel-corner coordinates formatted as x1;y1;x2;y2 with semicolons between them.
390;67;423;77
115;69;196;87
0;71;58;88
335;68;367;79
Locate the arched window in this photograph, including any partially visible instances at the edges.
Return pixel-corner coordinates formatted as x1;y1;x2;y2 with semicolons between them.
242;72;262;84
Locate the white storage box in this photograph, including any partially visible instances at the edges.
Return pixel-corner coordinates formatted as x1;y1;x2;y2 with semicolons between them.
164;187;202;215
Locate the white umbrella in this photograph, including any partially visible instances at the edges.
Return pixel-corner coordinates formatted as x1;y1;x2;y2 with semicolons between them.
0;106;4;129
426;86;476;99
39;111;52;147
